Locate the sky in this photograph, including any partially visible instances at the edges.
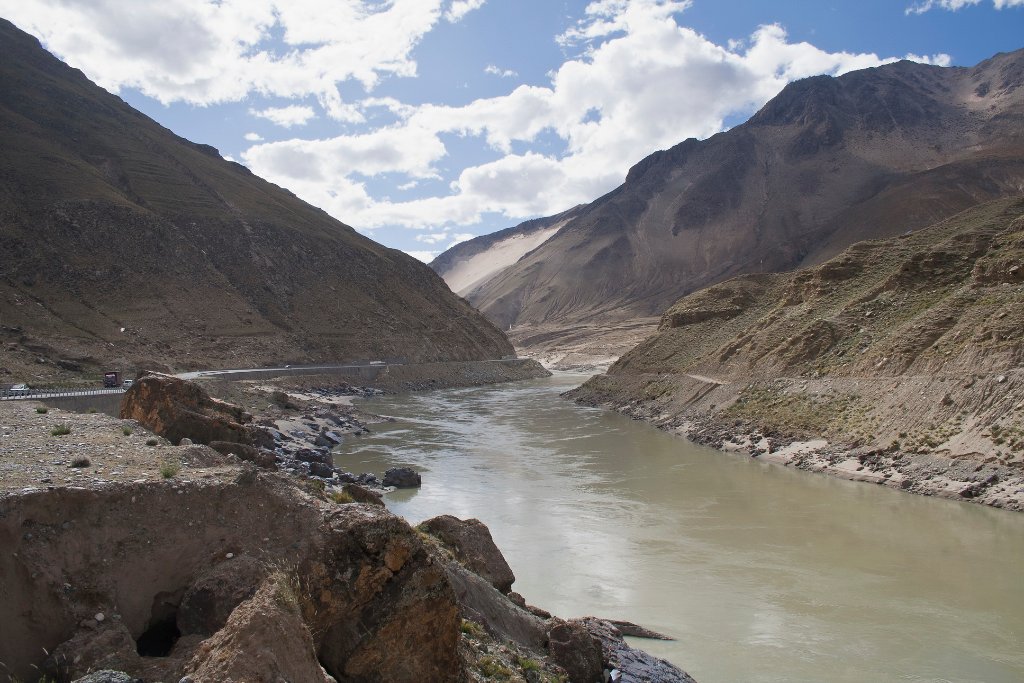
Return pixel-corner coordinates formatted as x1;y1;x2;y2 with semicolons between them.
3;1;1023;262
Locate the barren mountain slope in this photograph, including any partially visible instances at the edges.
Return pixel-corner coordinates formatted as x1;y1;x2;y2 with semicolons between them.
0;19;514;383
434;51;1024;361
569;198;1024;509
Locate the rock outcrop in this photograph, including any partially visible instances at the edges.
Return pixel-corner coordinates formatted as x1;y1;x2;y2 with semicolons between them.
420;514;517;594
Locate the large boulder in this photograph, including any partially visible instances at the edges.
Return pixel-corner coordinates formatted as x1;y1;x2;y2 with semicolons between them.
419;515;516;593
45;623;140;681
382;466;421;488
120;372;255;446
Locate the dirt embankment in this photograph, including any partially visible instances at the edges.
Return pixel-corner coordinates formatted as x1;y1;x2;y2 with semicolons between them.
1;392;692;683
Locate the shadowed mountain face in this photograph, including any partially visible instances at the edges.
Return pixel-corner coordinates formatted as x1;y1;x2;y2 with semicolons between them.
433;51;1024;342
0;19;513;380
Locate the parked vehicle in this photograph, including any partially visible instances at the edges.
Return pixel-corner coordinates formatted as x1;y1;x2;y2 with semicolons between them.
103;371;120;388
8;383;30;396
122;379;134;389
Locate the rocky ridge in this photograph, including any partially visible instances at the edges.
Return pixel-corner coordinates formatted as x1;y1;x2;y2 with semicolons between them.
434;50;1024;364
568;198;1024;510
0;18;514;385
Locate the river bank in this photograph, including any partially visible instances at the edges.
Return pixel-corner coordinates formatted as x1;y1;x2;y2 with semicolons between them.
336;374;1024;682
0;375;693;682
566;372;1024;512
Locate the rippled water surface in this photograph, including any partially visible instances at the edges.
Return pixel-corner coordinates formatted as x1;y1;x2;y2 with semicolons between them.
334;373;1024;683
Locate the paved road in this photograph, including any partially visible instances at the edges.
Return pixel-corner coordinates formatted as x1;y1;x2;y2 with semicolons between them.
1;357;525;400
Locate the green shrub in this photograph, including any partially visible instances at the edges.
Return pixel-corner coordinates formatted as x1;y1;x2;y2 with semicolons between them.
146;437;159;446
51;424;71;436
35;406;48;414
518;656;541;672
70;455;91;468
160;460;180;478
122;426;133;436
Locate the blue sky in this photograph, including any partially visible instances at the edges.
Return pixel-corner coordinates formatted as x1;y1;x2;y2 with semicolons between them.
3;0;1022;261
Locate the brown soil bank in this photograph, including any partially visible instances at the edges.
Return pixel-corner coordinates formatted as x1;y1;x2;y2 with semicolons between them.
568;198;1024;511
0;397;692;682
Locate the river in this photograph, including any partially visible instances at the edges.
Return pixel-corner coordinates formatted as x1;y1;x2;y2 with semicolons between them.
334;373;1024;683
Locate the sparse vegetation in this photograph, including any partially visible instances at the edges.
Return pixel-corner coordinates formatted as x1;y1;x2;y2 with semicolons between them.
146;437;159;446
478;655;512;678
160;460;180;478
70;455;90;468
50;423;71;436
460;619;485;638
35;406;47;414
518;656;542;671
328;490;354;504
122;425;133;436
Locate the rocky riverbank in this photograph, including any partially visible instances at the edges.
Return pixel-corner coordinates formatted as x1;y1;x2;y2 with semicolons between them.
1;375;694;682
568;372;1024;512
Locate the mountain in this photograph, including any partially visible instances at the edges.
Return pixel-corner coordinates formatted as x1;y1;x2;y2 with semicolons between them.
433;51;1024;364
567;197;1024;509
0;19;514;382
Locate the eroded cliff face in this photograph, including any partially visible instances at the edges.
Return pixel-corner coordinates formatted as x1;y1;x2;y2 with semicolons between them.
568;198;1024;510
1;468;462;681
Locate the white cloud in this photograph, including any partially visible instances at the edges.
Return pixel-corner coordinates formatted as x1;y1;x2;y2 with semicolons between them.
416;231;453;244
446;0;486;22
485;64;518;78
0;0;452;119
906;0;1021;12
246;1;914;231
244;132;264;141
11;0;963;238
405;249;440;262
250;105;317;128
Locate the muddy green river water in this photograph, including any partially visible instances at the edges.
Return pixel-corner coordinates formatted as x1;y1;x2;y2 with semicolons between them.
335;373;1024;683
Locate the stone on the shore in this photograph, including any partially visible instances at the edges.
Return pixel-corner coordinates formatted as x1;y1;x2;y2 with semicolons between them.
419;515;515;594
208;441;276;469
342;483;384;506
576;617;697;683
309;461;335;479
383;466;421;488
